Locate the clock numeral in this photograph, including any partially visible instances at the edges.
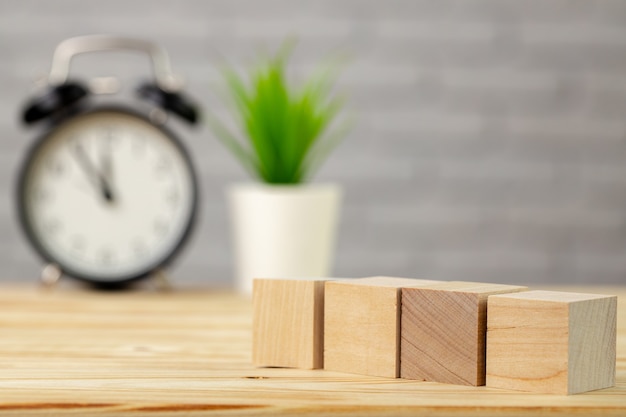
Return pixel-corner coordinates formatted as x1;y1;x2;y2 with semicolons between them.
102;127;121;152
103;127;116;141
33;188;52;204
165;188;179;206
133;240;147;256
71;235;86;252
132;136;146;157
43;218;62;235
154;219;169;236
98;249;114;265
46;158;65;177
154;157;172;179
69;136;87;152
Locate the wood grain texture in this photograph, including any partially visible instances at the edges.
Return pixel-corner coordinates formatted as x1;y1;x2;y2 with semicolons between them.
401;282;527;386
324;277;442;378
252;278;326;369
0;284;624;416
486;290;617;395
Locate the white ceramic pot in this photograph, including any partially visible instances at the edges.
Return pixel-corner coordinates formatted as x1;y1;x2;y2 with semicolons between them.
228;183;342;294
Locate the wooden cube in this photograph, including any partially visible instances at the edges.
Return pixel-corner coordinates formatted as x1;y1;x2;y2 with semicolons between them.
252;278;327;369
400;281;527;386
324;277;443;378
486;290;617;394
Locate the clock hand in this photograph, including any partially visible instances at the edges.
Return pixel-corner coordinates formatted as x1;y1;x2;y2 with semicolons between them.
71;143;115;202
101;130;114;183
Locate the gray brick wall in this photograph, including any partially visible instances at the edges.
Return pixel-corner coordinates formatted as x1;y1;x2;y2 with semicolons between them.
1;0;626;287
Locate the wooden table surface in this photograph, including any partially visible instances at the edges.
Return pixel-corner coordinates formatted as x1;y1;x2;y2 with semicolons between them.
0;284;624;416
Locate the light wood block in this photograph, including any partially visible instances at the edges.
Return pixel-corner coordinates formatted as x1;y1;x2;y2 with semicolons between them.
400;281;527;386
252;278;327;369
486;290;617;395
324;277;443;378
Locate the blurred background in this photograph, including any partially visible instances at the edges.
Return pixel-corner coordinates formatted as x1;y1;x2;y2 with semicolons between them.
1;0;626;287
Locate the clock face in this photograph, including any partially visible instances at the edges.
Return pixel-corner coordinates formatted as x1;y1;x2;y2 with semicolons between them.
18;108;197;284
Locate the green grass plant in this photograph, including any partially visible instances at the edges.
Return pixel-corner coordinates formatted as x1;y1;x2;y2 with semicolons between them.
206;46;350;184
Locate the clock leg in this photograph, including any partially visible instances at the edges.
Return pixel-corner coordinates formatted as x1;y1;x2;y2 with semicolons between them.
40;263;63;289
152;268;173;292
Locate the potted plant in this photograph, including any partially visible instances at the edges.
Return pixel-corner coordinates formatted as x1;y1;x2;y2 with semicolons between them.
207;46;350;294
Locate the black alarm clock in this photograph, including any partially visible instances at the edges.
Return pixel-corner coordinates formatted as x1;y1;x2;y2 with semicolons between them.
17;35;200;287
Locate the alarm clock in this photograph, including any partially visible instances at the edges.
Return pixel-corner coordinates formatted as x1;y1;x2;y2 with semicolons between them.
17;35;200;286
